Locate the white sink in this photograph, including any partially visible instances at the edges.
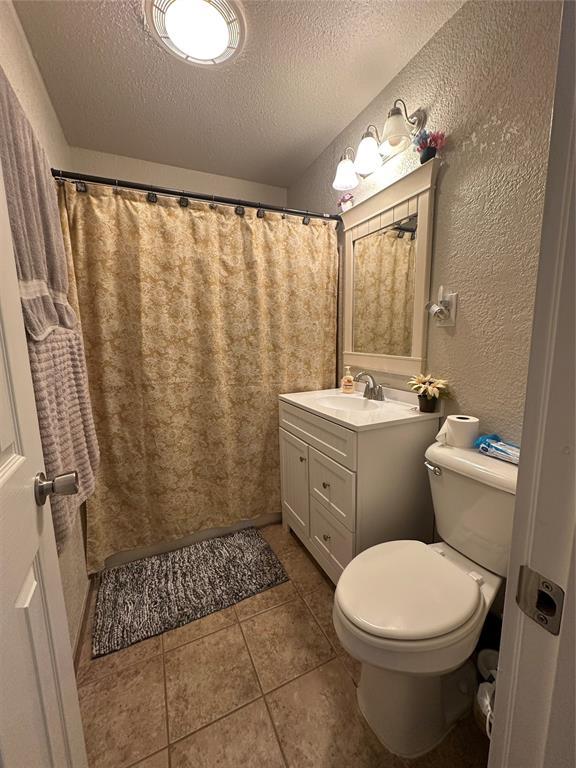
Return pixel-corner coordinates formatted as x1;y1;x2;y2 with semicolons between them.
316;395;381;411
280;388;441;431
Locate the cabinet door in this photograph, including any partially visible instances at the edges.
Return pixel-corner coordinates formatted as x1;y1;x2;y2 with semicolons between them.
279;428;309;538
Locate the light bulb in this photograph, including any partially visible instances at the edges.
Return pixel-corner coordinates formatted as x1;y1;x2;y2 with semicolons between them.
354;134;382;176
332;158;359;191
165;0;230;61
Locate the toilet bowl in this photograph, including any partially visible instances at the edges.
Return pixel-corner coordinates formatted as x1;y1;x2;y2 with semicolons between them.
332;443;517;758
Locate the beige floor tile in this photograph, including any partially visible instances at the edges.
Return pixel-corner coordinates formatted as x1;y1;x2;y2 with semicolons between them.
130;749;169;768
235;580;297;621
170;699;285;768
266;658;398;768
408;716;489;768
76;584;163;687
302;580;342;651
163;606;237;651
241;598;334;692
280;548;330;595
78;655;167;768
165;623;260;741
340;650;362;686
260;523;305;558
78;631;163;688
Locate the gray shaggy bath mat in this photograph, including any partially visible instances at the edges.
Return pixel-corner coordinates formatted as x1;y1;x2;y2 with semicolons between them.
92;527;287;657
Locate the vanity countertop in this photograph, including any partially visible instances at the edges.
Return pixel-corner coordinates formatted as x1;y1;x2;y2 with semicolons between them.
279;388;442;432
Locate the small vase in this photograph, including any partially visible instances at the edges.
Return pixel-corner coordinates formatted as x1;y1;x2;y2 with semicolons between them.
419;146;437;164
418;395;437;413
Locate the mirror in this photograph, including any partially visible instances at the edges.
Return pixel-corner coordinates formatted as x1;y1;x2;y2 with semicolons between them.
352;215;417;356
342;159;439;375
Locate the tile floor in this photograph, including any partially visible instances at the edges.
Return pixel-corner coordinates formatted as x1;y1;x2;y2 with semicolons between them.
76;524;490;768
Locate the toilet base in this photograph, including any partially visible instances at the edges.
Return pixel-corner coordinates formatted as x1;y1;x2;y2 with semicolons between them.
357;660;477;758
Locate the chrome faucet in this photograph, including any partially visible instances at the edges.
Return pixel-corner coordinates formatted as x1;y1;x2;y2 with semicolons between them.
353;371;385;401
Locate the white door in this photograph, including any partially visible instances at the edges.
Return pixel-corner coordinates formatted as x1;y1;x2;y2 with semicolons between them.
0;164;88;766
488;3;575;766
279;428;310;537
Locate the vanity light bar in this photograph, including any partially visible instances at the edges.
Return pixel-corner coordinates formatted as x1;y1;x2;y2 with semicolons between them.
332;99;427;190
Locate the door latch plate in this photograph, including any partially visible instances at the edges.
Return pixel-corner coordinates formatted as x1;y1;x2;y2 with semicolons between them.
516;565;564;635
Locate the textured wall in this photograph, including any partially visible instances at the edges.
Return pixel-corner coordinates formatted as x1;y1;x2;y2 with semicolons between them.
0;1;70;168
289;0;562;443
56;517;89;650
68;147;287;206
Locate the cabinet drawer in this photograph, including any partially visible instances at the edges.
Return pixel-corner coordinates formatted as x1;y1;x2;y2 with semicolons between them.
309;447;356;531
279;402;357;470
310;498;355;578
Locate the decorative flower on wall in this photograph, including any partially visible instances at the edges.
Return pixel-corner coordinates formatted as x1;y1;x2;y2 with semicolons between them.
337;192;355;211
413;130;447;164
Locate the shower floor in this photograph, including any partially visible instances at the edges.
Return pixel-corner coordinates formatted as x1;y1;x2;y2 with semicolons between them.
75;524;490;768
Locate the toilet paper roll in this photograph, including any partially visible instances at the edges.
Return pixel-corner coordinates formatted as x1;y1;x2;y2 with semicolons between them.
436;415;480;448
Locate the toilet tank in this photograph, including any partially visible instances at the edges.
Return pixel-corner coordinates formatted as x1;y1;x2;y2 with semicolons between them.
424;442;518;577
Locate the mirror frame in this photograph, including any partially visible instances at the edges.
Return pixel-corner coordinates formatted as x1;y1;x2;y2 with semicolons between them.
341;158;440;376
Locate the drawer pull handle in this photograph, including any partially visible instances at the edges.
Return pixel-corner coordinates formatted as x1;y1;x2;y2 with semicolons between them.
322;533;331;542
299;456;306;463
322;481;330;489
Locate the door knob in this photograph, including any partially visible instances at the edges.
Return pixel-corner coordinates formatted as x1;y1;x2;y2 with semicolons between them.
34;471;79;506
299;456;306;463
322;481;330;489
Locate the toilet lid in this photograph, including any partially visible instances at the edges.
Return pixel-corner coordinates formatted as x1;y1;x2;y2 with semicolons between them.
336;541;481;640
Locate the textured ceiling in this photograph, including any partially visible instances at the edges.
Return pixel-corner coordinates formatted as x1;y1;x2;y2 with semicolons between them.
15;0;462;186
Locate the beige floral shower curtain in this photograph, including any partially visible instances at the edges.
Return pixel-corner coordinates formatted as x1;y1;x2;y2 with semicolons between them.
353;229;415;356
58;183;338;571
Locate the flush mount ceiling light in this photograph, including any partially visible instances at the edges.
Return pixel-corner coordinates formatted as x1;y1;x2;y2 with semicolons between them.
145;0;245;66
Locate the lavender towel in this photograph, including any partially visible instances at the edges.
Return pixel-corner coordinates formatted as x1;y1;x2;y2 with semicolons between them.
0;66;99;549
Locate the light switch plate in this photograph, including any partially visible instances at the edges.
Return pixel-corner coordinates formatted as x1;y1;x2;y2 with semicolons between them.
436;291;458;326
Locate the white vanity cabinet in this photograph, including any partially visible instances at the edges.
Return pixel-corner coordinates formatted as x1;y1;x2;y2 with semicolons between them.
279;391;441;584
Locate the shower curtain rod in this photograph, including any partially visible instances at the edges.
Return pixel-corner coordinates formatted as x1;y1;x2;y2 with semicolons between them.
51;169;341;222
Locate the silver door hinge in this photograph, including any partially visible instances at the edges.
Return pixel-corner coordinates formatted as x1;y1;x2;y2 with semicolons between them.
516;565;565;636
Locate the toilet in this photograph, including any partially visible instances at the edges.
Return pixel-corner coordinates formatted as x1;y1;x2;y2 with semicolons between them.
332;441;518;758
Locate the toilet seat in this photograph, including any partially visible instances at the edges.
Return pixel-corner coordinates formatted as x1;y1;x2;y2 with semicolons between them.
333;541;502;676
336;540;482;641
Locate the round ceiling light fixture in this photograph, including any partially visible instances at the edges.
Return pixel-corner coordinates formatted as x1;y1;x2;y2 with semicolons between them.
145;0;245;66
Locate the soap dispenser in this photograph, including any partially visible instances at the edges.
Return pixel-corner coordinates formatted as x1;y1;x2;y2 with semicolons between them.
341;366;354;394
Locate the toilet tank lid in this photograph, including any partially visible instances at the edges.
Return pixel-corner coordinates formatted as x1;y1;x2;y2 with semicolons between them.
425;442;517;494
